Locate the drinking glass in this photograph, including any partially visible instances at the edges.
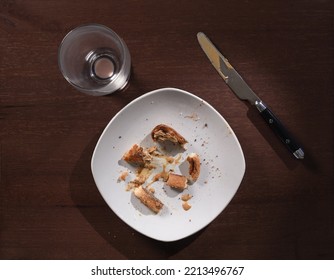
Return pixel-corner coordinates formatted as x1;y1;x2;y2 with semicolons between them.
58;24;131;96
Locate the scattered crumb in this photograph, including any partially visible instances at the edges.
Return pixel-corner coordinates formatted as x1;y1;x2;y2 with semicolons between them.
181;193;193;201
148;186;155;193
182;201;192;211
166;156;174;164
201;140;208;147
174;154;182;165
184;113;200;121
118;171;128;182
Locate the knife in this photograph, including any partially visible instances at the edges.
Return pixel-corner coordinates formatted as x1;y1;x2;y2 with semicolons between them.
197;32;304;159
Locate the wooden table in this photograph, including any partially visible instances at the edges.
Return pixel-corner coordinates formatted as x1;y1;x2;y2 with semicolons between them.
1;0;333;259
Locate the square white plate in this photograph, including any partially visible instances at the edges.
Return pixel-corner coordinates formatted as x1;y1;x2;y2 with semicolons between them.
91;88;245;242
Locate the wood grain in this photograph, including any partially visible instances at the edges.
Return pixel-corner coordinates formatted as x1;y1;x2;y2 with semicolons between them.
1;0;333;259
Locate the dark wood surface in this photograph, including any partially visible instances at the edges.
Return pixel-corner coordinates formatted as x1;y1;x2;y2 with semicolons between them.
1;0;333;260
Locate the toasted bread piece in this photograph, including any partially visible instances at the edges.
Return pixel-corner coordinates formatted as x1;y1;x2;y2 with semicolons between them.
133;186;164;213
123;144;152;165
151;124;187;148
166;173;188;190
187;153;200;182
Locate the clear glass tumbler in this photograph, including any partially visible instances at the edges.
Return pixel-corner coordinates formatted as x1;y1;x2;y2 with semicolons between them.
58;24;131;96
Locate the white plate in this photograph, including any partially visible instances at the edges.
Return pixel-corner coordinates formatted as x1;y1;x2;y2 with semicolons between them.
91;88;245;242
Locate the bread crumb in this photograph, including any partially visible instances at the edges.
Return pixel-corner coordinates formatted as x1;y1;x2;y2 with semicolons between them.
181;193;192;201
184;113;200;121
182;201;192;211
118;171;128;182
148;186;155;194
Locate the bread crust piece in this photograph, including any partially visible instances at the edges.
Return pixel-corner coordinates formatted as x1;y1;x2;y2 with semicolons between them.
151;124;188;148
166;173;188;190
123;144;152;165
133;186;164;213
187;153;200;182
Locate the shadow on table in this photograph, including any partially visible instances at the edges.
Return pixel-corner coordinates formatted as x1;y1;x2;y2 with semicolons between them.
69;132;202;260
245;104;318;171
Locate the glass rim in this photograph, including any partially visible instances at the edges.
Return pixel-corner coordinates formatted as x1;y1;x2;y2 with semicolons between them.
58;23;130;93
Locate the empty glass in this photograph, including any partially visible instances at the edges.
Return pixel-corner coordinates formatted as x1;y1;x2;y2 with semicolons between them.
58;24;131;96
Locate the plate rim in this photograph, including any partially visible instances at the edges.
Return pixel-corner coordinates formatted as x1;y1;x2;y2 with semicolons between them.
91;87;246;242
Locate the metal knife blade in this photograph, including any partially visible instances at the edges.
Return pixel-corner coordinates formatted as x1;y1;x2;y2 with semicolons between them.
197;32;261;105
197;32;304;159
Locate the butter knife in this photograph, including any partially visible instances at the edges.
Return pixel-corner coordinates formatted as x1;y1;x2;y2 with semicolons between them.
197;32;304;159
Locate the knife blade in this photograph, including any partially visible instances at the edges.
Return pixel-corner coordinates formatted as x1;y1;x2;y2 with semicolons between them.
197;32;304;159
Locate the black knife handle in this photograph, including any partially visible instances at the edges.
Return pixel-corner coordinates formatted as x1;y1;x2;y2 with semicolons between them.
255;101;304;159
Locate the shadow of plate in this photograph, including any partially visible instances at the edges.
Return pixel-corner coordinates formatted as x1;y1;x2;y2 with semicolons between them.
69;131;203;259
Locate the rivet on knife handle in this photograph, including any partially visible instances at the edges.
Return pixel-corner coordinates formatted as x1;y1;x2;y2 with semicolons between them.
255;101;304;159
197;32;304;159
